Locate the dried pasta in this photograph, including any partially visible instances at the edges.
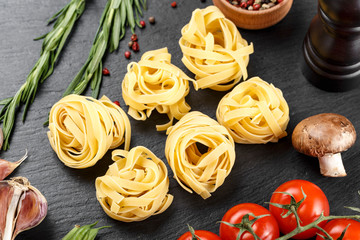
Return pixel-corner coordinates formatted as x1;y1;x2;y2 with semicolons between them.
96;146;173;222
47;94;131;169
122;48;196;131
179;6;254;91
165;111;235;199
216;77;289;144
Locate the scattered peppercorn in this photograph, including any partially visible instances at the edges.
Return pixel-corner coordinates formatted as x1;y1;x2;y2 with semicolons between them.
132;42;139;52
124;51;131;59
149;16;155;24
140;20;146;28
131;34;138;42
171;1;177;8
102;68;110;76
113;101;120;106
128;41;134;48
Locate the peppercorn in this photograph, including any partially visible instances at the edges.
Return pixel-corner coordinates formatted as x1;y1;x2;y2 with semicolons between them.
128;41;134;48
140;20;146;28
240;2;247;8
113;101;120;106
102;68;110;76
253;3;261;10
124;51;131;59
247;0;254;5
171;1;177;7
132;42;139;52
149;16;155;24
131;34;138;42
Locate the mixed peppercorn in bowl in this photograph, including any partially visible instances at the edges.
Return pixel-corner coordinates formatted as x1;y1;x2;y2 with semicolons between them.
213;0;293;29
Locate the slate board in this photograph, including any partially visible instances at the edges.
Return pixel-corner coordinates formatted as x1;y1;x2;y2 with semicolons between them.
1;0;360;239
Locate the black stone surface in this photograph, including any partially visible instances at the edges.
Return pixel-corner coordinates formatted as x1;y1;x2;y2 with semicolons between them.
0;0;359;239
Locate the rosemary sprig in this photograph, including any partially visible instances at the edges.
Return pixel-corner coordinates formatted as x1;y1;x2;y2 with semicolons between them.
0;0;86;151
62;0;146;99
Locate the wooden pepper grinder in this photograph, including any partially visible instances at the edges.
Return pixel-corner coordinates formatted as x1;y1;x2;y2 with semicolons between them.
302;0;360;91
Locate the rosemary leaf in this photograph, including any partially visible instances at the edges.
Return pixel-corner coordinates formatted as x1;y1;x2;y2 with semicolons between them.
0;0;86;151
0;98;12;106
62;0;147;98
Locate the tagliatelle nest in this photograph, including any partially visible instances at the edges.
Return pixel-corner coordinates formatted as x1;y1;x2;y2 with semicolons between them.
122;48;196;131
96;146;173;222
47;94;131;169
179;6;254;91
165;111;235;199
216;77;289;144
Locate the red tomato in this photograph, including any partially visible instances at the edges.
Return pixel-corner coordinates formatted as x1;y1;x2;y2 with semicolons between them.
178;230;221;240
316;219;360;240
269;179;330;239
220;203;279;240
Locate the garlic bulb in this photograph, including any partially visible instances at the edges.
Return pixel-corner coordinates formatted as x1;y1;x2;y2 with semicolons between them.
0;177;47;240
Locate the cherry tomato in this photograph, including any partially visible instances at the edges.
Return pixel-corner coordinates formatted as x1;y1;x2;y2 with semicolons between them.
269;180;330;239
316;219;360;240
178;230;221;240
220;203;279;240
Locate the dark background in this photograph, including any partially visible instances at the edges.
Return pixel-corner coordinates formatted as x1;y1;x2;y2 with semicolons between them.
1;0;359;239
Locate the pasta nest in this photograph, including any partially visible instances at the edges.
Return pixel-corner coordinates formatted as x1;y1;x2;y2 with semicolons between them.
216;77;290;144
179;6;254;91
96;146;173;222
165;111;235;199
47;94;131;169
122;48;196;131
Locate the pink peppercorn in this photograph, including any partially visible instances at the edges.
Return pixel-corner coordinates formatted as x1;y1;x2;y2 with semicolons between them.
140;20;146;28
131;34;138;42
253;3;261;10
132;42;139;52
113;101;120;106
102;68;110;76
247;0;254;5
124;51;131;59
240;2;247;8
171;1;177;7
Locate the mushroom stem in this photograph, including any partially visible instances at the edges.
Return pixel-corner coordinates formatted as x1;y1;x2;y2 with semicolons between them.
318;153;346;177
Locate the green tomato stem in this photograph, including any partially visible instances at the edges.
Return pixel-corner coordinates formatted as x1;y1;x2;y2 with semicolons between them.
275;214;360;240
314;225;333;240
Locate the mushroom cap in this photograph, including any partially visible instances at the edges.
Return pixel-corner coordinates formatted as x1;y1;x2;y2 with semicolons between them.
292;113;356;157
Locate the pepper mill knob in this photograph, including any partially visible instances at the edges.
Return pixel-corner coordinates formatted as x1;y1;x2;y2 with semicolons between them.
302;0;360;91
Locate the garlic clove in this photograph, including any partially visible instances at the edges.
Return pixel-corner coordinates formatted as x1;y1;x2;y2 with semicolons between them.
0;150;28;181
13;185;48;238
0;177;47;240
0;183;13;237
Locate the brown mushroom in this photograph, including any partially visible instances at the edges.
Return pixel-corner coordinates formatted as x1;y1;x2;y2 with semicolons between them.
292;113;356;177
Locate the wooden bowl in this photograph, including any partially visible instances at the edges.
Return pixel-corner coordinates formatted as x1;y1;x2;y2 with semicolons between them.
213;0;293;30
